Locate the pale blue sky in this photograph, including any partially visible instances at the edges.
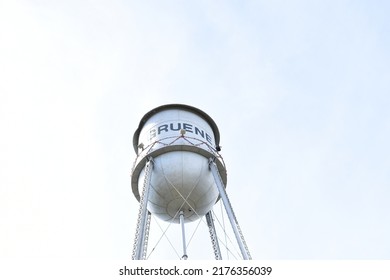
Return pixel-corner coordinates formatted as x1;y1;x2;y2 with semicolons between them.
1;0;389;259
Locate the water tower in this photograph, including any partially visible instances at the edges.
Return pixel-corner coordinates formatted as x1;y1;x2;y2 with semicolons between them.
131;104;251;260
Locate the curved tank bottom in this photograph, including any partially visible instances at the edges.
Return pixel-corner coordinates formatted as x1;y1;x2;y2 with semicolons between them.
137;151;219;223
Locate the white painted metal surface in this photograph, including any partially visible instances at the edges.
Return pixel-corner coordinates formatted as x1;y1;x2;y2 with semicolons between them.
131;104;227;223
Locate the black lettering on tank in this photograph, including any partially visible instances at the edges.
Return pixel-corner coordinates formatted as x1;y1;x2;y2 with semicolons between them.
183;123;193;133
169;123;181;131
194;127;205;138
158;124;169;134
206;133;213;144
150;128;156;139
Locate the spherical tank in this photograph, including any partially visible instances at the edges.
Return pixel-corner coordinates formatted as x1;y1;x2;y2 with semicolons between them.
131;104;227;223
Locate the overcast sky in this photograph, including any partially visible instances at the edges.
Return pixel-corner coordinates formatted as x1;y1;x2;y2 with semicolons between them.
1;0;389;260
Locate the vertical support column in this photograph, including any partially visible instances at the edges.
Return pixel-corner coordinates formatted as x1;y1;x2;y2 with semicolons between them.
209;158;252;260
132;158;154;260
179;211;188;260
141;211;152;260
206;211;222;260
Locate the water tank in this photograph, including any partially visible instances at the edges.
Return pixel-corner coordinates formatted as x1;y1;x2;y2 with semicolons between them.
131;104;227;223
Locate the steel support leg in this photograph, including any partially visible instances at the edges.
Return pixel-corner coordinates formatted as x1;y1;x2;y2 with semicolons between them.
132;158;154;260
206;211;222;260
141;211;152;259
209;158;252;260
